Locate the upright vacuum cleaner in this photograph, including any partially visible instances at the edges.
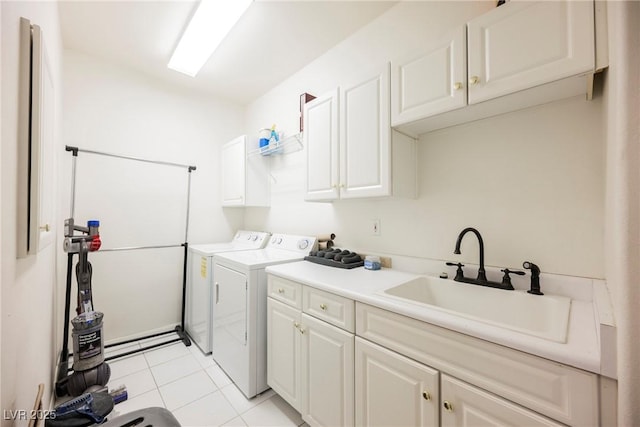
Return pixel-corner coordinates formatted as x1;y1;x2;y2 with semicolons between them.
55;218;111;397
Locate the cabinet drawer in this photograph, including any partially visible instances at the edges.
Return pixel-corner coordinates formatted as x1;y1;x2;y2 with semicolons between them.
303;287;355;332
356;303;598;426
268;275;302;309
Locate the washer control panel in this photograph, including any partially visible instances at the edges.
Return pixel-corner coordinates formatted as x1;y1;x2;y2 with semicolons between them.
233;230;271;248
267;234;317;254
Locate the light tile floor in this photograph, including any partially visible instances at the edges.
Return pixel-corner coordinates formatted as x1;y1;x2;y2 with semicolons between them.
101;336;306;427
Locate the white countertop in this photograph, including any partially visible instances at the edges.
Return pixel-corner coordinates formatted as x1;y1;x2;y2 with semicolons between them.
266;261;602;375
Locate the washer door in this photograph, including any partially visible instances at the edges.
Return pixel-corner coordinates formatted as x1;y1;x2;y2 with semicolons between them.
212;263;249;393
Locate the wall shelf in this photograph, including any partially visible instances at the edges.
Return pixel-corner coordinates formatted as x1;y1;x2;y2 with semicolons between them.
248;132;303;157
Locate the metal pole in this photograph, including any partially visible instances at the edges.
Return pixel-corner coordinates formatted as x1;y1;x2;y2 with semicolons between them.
55;252;74;394
65;145;196;171
97;244;184;252
180;167;195;331
185;167;195;241
69;149;78;218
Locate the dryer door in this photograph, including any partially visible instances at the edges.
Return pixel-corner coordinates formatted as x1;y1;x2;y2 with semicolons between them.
212;263;249;393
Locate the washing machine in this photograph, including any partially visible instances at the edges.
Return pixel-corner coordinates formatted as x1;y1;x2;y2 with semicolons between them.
186;230;270;354
211;233;316;398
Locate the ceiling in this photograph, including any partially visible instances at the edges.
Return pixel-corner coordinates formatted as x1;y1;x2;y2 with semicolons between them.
58;0;398;105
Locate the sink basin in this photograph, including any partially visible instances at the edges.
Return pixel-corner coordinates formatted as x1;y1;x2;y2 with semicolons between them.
381;276;571;343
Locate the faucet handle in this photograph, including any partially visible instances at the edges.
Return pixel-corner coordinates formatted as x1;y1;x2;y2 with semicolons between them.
446;262;465;281
501;268;525;276
500;268;524;288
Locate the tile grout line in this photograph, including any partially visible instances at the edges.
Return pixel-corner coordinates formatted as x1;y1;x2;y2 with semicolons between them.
141;345;168;409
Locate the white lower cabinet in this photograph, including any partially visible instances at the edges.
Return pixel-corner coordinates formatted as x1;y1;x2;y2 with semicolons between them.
440;375;563;427
267;276;355;427
301;313;354;427
355;337;439;427
267;275;603;427
356;303;599;426
267;298;302;411
355;337;563;427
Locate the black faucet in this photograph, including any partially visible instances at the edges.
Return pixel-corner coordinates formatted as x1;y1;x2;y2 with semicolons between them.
453;227;514;290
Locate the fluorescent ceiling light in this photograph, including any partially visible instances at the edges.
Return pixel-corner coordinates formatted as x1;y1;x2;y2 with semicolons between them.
168;0;253;77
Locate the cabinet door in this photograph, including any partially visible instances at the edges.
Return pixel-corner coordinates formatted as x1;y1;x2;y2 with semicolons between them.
355;338;439;427
304;89;339;201
467;0;594;104
301;313;354;427
440;375;564;427
391;26;466;125
267;298;302;412
340;64;391;199
221;136;246;206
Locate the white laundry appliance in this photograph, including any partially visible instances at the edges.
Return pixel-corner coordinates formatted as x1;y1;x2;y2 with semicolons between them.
212;233;316;398
186;231;270;354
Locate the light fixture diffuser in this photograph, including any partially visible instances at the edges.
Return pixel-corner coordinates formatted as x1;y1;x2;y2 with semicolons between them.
168;0;253;77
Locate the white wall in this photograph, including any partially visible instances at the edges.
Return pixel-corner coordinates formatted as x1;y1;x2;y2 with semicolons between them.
1;1;63;421
604;1;640;422
243;1;605;279
62;50;244;341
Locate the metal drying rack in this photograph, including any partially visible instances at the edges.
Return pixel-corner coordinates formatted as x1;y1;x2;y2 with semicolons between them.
56;145;196;390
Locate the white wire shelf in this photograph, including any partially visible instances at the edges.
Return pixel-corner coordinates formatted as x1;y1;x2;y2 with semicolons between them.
247;133;303;157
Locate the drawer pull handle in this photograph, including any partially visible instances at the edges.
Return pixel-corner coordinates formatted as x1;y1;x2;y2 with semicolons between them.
299;327;305;334
443;401;454;412
453;82;463;91
293;321;300;329
422;391;431;401
469;75;480;85
320;304;327;311
277;288;285;293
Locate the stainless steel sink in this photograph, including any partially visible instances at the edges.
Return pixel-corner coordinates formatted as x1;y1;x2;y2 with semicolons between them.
381;276;571;343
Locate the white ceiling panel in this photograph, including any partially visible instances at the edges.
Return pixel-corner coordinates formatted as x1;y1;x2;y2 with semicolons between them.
58;0;398;104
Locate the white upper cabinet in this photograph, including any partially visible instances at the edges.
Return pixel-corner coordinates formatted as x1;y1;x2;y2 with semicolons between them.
221;135;269;207
304;89;339;202
305;65;416;202
391;26;467;126
392;0;600;136
467;0;595;104
340;65;391;199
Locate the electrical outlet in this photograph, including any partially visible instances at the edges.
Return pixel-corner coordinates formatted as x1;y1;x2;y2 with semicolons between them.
371;219;381;236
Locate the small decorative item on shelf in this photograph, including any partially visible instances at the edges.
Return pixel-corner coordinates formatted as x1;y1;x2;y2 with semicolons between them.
267;124;282;154
258;128;271;153
300;93;316;132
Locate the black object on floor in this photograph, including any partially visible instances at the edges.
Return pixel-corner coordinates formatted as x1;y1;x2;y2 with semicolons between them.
46;392;114;427
101;407;181;427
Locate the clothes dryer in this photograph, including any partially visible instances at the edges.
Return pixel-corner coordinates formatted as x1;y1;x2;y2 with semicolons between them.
212;234;316;398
